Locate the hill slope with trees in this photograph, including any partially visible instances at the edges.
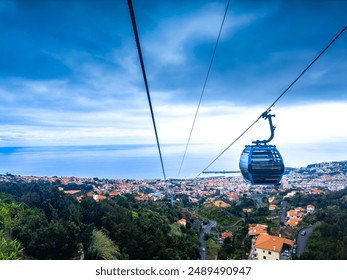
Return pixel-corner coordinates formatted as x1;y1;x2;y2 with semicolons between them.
0;182;199;260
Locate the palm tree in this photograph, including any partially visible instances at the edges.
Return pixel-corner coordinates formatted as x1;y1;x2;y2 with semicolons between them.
88;229;120;260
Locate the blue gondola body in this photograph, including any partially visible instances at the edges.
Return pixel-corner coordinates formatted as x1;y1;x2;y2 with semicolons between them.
239;144;285;185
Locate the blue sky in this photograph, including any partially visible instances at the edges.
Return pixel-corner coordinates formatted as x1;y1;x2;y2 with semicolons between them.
0;0;346;179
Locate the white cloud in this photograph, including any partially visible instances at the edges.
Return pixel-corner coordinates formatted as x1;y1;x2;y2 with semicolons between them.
152;100;347;150
143;4;256;66
2;89;345;149
275;102;347;143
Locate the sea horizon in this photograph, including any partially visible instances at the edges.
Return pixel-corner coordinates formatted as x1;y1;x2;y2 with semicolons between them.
1;142;346;180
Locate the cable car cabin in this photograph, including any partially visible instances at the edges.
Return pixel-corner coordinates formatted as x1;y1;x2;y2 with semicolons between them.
239;145;285;185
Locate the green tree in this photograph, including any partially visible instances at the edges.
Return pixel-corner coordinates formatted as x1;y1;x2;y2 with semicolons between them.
87;229;121;260
0;230;23;260
0;198;24;232
0;197;24;259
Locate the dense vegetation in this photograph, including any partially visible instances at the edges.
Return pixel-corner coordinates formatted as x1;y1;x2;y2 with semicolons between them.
217;226;252;260
0;182;199;260
198;204;239;225
1;179;346;260
296;189;347;260
197;201;255;260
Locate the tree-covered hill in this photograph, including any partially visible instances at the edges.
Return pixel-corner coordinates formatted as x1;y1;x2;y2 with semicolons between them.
298;189;347;260
0;182;199;260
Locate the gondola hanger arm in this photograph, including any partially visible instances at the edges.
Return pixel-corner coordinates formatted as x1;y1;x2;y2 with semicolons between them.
252;110;276;145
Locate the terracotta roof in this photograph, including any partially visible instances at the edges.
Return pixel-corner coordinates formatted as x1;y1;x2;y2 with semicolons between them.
176;218;187;226
76;195;85;201
254;234;293;253
109;190;119;196
312;189;324;194
248;224;268;236
97;195;106;201
269;204;277;210
283;238;294;246
287;209;298;217
285;218;302;227
221;231;233;239
227;194;237;200
63;190;81;195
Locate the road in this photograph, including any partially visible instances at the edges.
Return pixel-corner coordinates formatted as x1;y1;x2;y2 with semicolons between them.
251;194;266;208
296;226;313;256
280;201;287;224
199;220;217;260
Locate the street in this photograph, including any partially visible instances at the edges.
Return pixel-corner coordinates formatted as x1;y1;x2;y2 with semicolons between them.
296;226;313;256
280;201;287;224
199;220;217;260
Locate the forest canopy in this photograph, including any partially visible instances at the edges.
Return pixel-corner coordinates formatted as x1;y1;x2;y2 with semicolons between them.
0;182;199;260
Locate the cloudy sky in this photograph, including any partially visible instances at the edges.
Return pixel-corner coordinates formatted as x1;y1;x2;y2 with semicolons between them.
0;0;346;179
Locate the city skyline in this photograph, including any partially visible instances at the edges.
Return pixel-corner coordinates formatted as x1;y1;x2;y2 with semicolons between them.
0;0;346;179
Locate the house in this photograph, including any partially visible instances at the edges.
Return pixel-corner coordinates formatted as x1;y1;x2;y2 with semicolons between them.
93;194;106;202
285;218;302;227
269;204;277;211
248;224;268;236
286;209;298;219
294;207;306;212
76;195;85;202
311;189;324;195
283;191;296;199
86;192;94;197
221;231;233;239
227;194;238;201
135;192;149;201
287;209;304;219
109;190;119;197
176;218;187;227
307;205;315;213
254;234;294;260
63;190;81;195
218;231;233;244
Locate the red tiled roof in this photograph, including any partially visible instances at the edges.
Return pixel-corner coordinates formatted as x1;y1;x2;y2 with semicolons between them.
176;218;187;226
63;190;81;195
248;224;268;236
109;190;119;196
285;218;302;227
269;204;277;210
221;231;233;239
255;234;293;253
287;209;298;217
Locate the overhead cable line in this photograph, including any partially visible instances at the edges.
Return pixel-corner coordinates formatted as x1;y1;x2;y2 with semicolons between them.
177;0;231;178
127;0;167;181
195;25;347;179
265;25;347;113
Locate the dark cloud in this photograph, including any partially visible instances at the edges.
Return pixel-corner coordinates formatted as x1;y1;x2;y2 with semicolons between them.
0;0;345;145
0;0;129;79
